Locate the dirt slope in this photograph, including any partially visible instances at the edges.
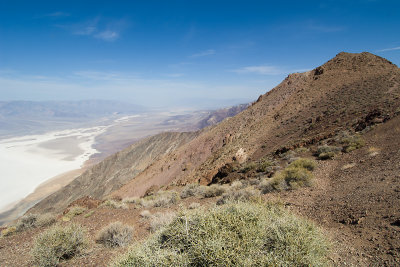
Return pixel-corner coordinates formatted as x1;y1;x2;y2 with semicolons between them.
30;131;199;214
113;52;400;199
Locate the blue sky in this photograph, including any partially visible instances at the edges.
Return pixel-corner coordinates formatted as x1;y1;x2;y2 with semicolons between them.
0;0;399;108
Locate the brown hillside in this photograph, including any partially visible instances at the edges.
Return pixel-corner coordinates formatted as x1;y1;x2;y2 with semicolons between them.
30;131;199;214
113;52;400;199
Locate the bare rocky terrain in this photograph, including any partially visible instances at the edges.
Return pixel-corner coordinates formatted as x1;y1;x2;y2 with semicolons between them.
1;52;399;266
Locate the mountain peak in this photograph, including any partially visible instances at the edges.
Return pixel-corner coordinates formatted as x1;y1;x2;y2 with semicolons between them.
317;51;396;73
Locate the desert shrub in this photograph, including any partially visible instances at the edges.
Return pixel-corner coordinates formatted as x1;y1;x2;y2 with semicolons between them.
216;187;260;205
1;226;16;237
84;210;95;218
36;214;56;227
248;178;261;185
180;184;200;199
16;213;38;231
316;145;341;160
230;180;245;190
31;223;88;266
260;165;313;193
149;212;176;232
257;158;276;172
340;135;365;153
188;202;201;209
318;152;336;160
239;161;257;173
288;158;317;171
197;184;226;198
295;147;310;153
123;197;140;204
101;200;128;209
97;222;134;248
140;191;179;208
140;210;152;219
63;206;87;221
113;202;329;266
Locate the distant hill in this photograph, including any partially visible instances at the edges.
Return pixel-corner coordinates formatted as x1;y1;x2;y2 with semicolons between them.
0;100;146;138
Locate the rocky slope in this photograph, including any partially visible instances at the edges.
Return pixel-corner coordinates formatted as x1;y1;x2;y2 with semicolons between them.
113;52;400;198
30;131;199;214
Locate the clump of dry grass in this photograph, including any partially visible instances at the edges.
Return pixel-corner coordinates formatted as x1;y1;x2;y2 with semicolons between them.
100;199;128;209
259;158;316;193
140;210;152;219
1;226;17;237
97;222;134;248
188;202;201;209
62;206;87;221
180;184;200;199
139;191;180;208
149;212;176;232
113;201;329;266
196;184;226;198
216;187;260;205
31;223;89;267
316;145;341;160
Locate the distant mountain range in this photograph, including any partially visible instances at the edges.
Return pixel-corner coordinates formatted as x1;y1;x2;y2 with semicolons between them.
0;100;146;138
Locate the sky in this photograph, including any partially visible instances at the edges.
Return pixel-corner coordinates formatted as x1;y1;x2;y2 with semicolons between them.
0;0;400;109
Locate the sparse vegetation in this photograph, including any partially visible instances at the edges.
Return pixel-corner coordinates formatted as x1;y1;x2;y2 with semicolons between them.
149;212;176;232
256;158;276;172
216;187;260;205
101;200;128;209
316;145;341;160
36;214;56;227
15;213;38;231
197;184;226;198
188;202;201;209
31;223;89;267
180;184;200;199
339;133;365;153
140;191;179;208
62;206;87;221
84;210;95;218
113;201;329;266
140;210;152;219
239;161;257;173
259;158;315;193
97;222;134;248
1;226;16;237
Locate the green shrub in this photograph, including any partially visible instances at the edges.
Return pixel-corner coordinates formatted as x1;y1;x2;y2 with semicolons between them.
316;145;340;160
1;226;16;237
36;214;56;227
113;202;329;266
31;223;88;266
216;187;260;205
180;184;200;199
318;152;336;160
140;191;180;208
83;210;95;218
239;161;257;173
16;213;38;231
288;158;316;171
101;200;128;209
257;159;276;172
97;222;134;248
62;206;87;221
197;184;226;198
341;135;365;153
260;165;314;193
